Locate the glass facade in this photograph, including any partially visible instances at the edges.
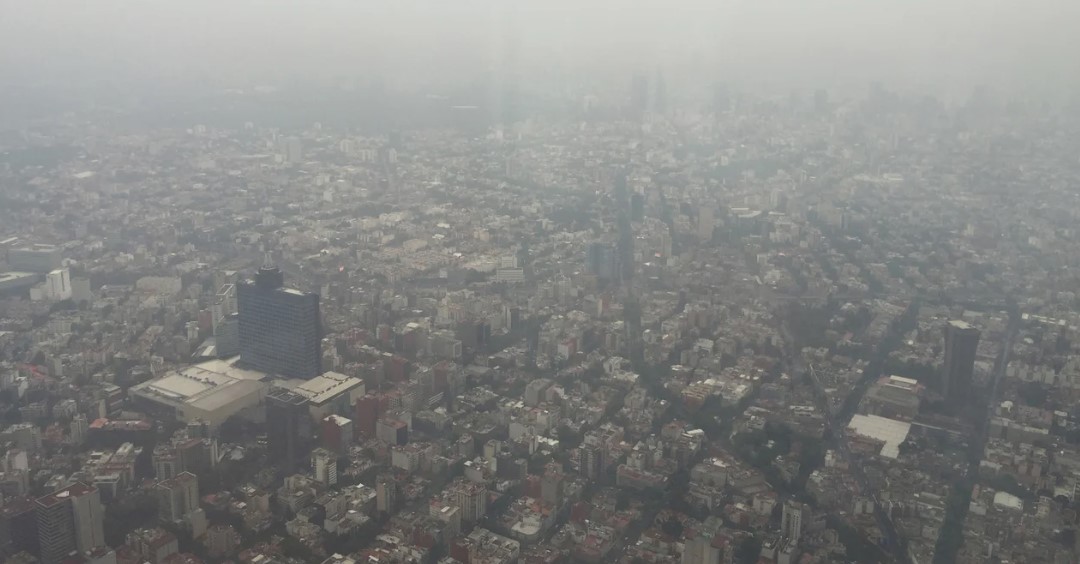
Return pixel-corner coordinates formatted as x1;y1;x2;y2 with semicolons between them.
237;266;322;379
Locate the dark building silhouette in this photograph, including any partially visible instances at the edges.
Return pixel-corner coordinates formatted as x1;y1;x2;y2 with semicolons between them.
237;263;322;379
587;243;618;283
630;193;645;222
943;320;981;401
266;388;312;475
0;496;38;556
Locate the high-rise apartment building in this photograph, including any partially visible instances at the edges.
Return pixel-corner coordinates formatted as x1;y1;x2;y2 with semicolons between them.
781;500;808;541
452;481;488;523
311;448;338;486
376;474;397;514
267;388;312;475
70;414;88;445
156;472;199;523
237;264;322;379
36;482;105;563
943;320;980;401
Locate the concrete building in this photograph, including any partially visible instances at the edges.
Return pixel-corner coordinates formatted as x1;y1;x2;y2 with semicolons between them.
376;474;397;514
7;244;62;273
321;414;353;453
126;527;179;564
452;481;488;523
46;269;72;301
128;358;268;428
377;418;408;446
682;530;723;564
70;412;88;442
781;500;809;541
284;371;366;421
311;448;338;486
214;314;240;359
206;524;238;558
0;271;39;294
156;472;199;523
863;375;922;420
267;388;312;475
36;482;105;564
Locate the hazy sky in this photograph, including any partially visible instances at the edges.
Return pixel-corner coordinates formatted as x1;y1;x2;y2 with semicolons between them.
2;0;1078;100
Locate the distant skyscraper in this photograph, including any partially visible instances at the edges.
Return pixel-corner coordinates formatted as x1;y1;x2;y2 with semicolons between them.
237;263;322;379
943;320;981;401
697;208;715;242
36;482;105;564
630;193;645;222
587;243;618;282
266;388;312;475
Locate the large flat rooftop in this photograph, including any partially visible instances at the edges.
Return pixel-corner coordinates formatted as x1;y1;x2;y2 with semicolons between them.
129;357;268;415
281;371;364;405
848;414;911;459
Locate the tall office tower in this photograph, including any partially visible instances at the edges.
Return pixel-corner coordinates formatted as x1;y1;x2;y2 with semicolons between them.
376;474;397;514
266;388;312;475
943;320;981;401
697;207;715;242
586;243;618;283
36;483;105;563
781;500;808;541
156;472;199;523
237;263;322;379
311;448;337;486
630;193;645;222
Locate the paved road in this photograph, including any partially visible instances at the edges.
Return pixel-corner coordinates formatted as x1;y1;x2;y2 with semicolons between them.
799;302;915;563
